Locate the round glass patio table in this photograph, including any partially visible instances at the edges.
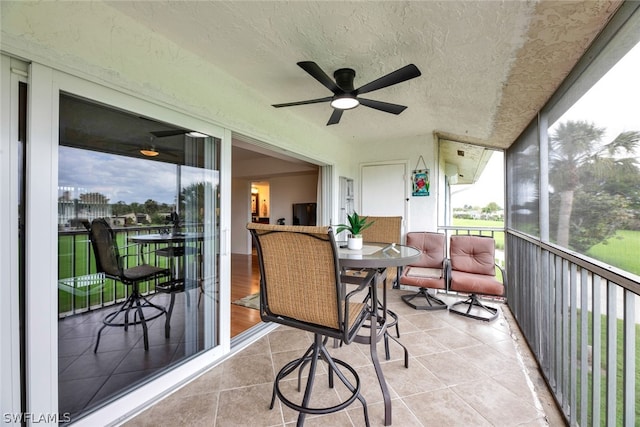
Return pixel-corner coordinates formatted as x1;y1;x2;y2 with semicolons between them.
338;242;420;426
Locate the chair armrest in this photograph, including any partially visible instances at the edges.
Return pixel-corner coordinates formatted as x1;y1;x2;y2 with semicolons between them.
444;258;451;290
343;268;376;297
495;262;507;298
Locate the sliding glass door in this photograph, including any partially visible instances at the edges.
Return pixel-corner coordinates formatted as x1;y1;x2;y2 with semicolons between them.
56;92;224;421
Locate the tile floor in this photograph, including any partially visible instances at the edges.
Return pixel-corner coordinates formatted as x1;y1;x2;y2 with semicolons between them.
122;290;565;427
58;291;208;419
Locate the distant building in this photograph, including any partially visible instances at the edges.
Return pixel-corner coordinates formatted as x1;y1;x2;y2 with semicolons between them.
58;187;112;228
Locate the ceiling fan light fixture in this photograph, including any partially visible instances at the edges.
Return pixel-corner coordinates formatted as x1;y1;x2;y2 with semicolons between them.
140;147;160;157
330;95;359;110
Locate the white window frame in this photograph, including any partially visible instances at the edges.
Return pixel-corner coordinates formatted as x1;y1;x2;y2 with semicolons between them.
1;54;27;427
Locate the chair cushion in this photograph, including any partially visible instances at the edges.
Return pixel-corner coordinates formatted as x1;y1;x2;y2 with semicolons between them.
406;232;445;268
122;264;170;281
406;267;442;278
449;235;496;276
449;270;504;296
400;266;445;290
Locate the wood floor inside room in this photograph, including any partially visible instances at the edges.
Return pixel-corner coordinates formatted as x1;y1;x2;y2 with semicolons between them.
230;253;262;337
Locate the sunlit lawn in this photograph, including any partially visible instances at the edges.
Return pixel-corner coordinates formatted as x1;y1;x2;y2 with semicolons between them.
587;230;640;276
58;233;160;314
451;218;504;250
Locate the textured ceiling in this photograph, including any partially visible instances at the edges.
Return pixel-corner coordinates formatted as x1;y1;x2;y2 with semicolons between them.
106;0;620;152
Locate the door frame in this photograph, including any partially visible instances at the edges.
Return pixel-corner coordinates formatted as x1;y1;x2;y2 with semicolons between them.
22;62;233;426
359;160;410;228
0;54;27;427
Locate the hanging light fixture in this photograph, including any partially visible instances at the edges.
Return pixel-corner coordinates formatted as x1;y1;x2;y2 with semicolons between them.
140;146;160;157
186;131;209;138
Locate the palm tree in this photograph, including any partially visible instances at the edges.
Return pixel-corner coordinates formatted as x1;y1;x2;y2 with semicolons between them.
549;120;640;249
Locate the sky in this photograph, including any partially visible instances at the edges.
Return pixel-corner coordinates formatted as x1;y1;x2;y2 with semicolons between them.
552;39;640;144
58;146;217;205
451;151;504;209
451;38;640;210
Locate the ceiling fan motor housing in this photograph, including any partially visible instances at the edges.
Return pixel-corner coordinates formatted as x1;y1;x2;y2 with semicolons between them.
333;68;356;92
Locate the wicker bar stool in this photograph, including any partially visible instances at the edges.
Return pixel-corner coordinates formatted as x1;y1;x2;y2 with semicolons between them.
247;223;371;427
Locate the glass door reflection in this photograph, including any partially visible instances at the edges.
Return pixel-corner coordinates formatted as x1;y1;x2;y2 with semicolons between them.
57;93;220;421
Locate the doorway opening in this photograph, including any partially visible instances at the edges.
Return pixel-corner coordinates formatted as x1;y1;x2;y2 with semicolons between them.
230;136;322;337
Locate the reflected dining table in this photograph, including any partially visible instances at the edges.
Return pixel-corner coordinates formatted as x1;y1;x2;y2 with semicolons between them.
338;242;420;426
128;232;205;293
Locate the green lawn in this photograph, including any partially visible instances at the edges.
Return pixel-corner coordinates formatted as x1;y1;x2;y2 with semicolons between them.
451;218;505;250
587;230;640;276
578;311;640;425
58;233;161;315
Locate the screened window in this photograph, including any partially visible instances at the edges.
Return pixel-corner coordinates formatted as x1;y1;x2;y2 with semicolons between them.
507;122;540;236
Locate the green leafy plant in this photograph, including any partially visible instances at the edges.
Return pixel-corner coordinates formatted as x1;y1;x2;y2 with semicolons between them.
335;212;374;236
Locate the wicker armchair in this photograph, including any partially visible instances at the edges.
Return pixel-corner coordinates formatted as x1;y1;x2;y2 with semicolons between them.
360;215;402;286
247;223;371;426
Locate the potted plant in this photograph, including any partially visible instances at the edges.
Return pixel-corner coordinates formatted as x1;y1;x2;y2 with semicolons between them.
336;212;374;250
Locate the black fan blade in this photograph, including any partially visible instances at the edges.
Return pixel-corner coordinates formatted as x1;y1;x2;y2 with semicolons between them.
150;129;188;138
327;109;343;125
297;61;340;94
272;96;333;108
356;64;421;95
359;98;408;115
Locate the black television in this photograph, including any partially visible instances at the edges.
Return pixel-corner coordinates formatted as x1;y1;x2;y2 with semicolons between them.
292;203;317;226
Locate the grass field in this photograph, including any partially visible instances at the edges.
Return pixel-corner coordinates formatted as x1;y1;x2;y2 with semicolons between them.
451;219;639;276
58;233;160;315
451;218;505;250
587;230;640;276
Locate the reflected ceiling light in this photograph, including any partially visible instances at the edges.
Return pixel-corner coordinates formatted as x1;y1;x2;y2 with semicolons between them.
251;186;259;194
140;147;160;157
187;131;208;138
330;94;359;110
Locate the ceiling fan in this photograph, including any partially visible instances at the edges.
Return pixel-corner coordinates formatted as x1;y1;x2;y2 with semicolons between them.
272;61;421;125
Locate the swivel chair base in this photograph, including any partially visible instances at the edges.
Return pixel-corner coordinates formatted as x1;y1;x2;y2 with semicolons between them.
94;286;167;352
401;288;448;311
271;334;370;427
449;294;499;322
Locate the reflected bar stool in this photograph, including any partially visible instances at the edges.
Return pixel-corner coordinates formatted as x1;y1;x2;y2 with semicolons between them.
89;218;172;352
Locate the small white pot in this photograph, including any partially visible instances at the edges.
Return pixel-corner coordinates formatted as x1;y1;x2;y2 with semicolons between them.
347;234;363;250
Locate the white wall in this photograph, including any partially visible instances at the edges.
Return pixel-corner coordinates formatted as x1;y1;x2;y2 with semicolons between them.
0;0;442;236
231;172;318;254
269;173;318;226
356;135;440;232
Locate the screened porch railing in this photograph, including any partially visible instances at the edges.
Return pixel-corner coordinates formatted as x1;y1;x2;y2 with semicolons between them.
57;224;203;318
507;231;638;426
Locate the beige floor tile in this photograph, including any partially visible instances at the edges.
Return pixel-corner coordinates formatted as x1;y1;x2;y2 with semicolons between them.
451;378;544;426
397;330;449;357
120;299;563;427
403;388;492;426
347;399;423;427
454;342;515;372
381;358;446;397
268;327;312;354
220;352;274;389
415;350;490;386
124;390;218;427
216;383;283;427
423;325;483;350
